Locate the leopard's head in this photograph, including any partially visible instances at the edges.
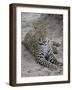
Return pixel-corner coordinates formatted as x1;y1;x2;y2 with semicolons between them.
32;21;48;38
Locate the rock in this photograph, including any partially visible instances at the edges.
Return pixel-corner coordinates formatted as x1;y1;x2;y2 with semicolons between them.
52;46;58;54
52;41;61;47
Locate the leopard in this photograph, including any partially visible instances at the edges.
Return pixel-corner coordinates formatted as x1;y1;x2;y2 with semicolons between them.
22;21;63;71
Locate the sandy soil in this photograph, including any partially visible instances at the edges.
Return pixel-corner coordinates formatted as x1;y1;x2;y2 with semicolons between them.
21;13;63;77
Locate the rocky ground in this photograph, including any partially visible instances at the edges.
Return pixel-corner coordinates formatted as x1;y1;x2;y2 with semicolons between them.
21;13;63;77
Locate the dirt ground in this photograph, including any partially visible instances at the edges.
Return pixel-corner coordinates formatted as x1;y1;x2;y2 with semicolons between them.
21;13;63;77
